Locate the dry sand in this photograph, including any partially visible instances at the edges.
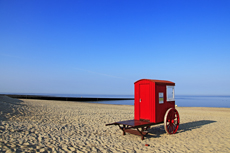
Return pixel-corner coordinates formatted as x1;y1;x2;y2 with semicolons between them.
0;95;230;152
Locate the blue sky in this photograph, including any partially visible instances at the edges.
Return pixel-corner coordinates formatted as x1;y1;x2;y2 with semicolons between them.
0;0;230;95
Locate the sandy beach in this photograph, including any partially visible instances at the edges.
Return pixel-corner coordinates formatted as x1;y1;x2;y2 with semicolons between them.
0;95;230;152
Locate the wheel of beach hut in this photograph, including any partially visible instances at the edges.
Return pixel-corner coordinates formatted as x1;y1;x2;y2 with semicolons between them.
164;108;180;134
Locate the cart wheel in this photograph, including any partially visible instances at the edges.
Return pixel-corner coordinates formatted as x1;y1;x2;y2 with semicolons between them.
164;108;180;134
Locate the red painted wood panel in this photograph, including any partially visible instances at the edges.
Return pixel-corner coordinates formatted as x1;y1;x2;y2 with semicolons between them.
140;84;150;120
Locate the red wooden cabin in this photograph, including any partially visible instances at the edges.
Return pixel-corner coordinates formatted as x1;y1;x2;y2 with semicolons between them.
134;79;175;123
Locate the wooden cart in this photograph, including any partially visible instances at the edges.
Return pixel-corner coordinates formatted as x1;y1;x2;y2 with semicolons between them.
106;108;179;140
106;79;180;140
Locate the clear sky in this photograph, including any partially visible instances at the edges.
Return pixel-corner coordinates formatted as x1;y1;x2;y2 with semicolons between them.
0;0;230;95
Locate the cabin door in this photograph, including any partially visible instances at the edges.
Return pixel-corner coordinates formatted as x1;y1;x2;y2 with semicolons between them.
139;84;150;121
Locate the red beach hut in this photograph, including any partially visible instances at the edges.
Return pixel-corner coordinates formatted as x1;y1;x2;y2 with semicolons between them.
106;79;179;140
134;79;175;123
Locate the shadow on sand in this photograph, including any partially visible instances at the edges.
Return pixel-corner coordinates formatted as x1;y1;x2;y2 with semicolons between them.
0;96;25;121
146;120;216;139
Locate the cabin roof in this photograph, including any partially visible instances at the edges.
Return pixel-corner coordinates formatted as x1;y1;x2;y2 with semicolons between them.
134;79;175;85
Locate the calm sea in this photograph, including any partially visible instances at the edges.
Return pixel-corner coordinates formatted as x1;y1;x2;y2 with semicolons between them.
92;95;230;108
2;93;230;108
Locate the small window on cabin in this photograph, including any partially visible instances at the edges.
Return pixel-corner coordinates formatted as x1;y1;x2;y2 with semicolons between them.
159;92;164;104
167;86;175;101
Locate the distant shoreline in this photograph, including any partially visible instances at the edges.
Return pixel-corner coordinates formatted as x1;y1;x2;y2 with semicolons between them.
1;94;230;108
0;94;134;102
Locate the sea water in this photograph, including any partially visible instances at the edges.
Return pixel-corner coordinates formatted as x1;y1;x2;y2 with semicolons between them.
43;94;230;108
92;95;230;108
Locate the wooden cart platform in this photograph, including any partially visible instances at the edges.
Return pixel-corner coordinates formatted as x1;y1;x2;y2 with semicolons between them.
106;120;162;140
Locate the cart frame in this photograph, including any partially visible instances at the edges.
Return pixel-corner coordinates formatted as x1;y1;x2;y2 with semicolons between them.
106;108;179;140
